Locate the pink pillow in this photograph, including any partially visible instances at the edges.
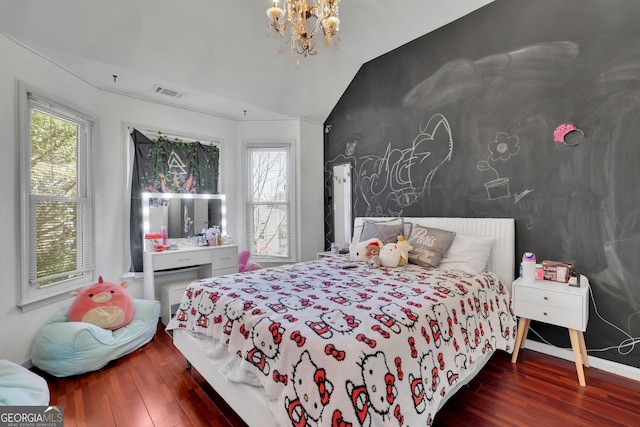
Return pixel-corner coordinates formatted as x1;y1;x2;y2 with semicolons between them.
67;276;135;330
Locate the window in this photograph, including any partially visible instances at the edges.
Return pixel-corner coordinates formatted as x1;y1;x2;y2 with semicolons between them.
245;144;295;261
19;85;95;308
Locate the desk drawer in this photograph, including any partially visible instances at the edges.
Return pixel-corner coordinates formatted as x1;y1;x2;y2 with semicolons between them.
515;299;585;330
153;250;212;271
213;246;238;271
514;286;583;312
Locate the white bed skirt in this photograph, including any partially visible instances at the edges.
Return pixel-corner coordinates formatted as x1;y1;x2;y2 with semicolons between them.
174;329;280;427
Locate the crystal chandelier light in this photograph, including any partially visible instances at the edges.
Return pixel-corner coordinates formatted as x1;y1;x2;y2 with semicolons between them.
266;0;341;65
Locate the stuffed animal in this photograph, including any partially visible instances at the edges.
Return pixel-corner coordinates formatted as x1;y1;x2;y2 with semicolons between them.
366;255;382;269
67;276;134;330
379;243;401;267
366;241;382;258
396;235;414;266
349;238;383;262
239;250;262;272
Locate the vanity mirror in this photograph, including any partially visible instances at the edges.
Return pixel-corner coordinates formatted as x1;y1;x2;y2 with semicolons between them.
332;163;352;248
142;192;226;240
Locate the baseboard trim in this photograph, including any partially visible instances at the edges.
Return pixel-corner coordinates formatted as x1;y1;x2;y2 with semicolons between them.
524;340;640;381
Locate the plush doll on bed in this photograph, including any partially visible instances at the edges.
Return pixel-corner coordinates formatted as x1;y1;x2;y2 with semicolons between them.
349;238;383;262
67;276;134;330
396;235;414;266
379;242;401;267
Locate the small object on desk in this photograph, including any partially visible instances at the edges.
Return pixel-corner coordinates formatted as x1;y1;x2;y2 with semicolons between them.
330;242;339;254
568;271;580;287
521;252;536;282
542;259;574;283
341;264;359;269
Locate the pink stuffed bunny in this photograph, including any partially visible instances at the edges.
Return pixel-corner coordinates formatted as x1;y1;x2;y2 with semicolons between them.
239;250;262;272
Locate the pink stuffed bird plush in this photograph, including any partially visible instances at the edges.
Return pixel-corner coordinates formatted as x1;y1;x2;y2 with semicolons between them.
67;276;135;330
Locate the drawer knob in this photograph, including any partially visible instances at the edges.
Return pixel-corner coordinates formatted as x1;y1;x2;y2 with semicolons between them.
544;296;548;300
543;312;548;316
179;258;190;262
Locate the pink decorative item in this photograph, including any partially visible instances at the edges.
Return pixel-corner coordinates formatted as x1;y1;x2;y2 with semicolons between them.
239;250;262;272
553;123;577;142
67;276;135;330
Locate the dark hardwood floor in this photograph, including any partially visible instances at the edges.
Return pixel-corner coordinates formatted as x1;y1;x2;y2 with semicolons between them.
37;322;640;426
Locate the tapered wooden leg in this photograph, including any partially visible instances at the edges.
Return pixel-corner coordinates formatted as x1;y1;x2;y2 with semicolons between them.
569;328;586;386
578;331;589;367
511;318;530;363
520;319;530;349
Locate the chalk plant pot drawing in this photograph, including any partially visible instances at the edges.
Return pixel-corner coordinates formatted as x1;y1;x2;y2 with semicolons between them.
477;132;520;200
483;177;511;200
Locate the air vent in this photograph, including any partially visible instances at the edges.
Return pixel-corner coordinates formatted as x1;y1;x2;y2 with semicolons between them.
152;85;184;99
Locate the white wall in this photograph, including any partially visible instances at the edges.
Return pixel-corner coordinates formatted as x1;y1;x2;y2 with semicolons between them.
299;119;325;261
238;119;325;264
0;35;325;365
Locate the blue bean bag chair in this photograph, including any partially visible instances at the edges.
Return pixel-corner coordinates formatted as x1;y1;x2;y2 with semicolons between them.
31;299;160;377
0;360;49;406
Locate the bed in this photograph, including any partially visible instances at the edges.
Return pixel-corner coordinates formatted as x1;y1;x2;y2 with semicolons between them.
166;217;517;427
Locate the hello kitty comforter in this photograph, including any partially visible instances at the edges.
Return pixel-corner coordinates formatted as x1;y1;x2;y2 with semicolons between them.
166;256;517;427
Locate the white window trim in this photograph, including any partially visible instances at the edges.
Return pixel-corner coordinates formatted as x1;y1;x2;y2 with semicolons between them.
18;82;97;311
243;140;297;264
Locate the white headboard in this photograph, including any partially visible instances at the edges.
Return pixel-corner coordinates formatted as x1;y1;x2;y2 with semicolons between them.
353;217;515;286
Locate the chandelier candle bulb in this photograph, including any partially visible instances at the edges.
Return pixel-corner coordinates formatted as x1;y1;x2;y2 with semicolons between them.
267;5;284;20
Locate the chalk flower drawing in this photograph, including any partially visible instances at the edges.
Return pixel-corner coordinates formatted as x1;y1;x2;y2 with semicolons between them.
477;132;520;200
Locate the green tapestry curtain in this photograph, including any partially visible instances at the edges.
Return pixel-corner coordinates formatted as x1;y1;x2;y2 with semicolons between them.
129;129;220;272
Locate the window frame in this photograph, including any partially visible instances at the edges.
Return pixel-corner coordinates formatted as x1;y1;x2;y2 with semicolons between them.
18;82;96;310
243;141;296;264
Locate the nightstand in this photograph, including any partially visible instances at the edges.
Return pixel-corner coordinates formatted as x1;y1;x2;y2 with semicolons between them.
511;276;590;386
317;251;345;259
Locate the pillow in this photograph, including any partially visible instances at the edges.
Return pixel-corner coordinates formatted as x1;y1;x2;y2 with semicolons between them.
439;235;494;274
407;225;456;267
403;222;413;241
68;276;135;330
353;218;406;243
359;220;404;244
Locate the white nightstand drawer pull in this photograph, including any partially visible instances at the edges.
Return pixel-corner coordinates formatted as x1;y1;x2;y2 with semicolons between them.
543;312;548;316
179;257;191;262
544;296;548;300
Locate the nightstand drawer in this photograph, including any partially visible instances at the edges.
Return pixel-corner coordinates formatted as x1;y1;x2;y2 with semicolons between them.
213;246;238;270
514;285;583;312
515;299;584;330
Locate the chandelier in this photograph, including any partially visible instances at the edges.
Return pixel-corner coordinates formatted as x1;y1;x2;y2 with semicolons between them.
266;0;341;64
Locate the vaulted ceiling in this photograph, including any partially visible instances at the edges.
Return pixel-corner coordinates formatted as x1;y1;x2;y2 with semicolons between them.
0;0;492;123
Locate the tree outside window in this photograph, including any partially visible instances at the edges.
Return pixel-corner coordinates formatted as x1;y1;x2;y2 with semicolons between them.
20;88;95;307
248;148;290;259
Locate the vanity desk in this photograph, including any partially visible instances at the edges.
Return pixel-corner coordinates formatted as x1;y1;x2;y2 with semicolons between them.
143;244;238;301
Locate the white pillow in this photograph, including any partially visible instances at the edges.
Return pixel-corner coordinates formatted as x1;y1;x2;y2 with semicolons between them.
439;235;494;274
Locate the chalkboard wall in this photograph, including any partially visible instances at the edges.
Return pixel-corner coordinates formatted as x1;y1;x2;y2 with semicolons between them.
324;0;640;369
